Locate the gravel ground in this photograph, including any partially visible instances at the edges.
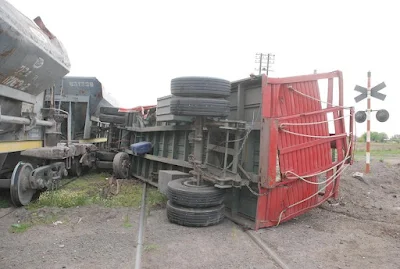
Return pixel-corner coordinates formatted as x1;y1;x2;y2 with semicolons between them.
254;160;400;269
0;160;399;269
143;210;278;269
0;206;277;269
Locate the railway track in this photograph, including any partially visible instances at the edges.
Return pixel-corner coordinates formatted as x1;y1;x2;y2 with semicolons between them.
1;178;290;269
133;182;290;269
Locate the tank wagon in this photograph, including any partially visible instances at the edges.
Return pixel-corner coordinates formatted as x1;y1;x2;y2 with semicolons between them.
104;72;354;229
0;0;96;206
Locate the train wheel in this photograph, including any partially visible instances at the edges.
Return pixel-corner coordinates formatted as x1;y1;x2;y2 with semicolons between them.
10;162;36;206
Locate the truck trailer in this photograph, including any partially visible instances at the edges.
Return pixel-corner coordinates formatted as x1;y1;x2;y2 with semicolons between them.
104;73;354;229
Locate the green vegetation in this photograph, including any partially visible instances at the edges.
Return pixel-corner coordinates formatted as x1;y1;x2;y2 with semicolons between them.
123;214;132;228
354;142;400;161
144;244;159;252
9;223;31;233
0;198;9;208
28;173;167;210
9;173;167;233
358;132;388;143
9;211;61;233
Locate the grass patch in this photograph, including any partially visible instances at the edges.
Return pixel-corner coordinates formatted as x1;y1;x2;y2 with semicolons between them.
27;172;167;210
0;198;9;208
144;244;159;252
9;211;61;234
123;214;132;228
9;223;31;233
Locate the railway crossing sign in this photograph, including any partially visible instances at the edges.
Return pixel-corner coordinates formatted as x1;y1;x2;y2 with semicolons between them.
354;72;389;174
354;82;386;102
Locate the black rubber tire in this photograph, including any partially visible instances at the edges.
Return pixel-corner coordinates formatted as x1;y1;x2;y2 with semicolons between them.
99;114;126;124
96;151;116;161
96;160;113;170
170;97;230;117
166;200;225;227
113;152;130;179
100;107;125;116
171;77;231;98
167;178;225;208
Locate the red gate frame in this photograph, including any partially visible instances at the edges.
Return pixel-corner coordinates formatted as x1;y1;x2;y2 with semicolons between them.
256;71;354;229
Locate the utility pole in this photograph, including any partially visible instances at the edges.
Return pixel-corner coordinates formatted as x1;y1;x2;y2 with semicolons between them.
366;71;371;173
255;53;275;76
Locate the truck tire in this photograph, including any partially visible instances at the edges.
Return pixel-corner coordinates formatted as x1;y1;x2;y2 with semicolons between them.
171;77;231;98
167;178;225;208
166;200;225;227
113;152;130;179
96;151;116;161
100;107;125;116
96;160;113;170
99;114;126;124
170;97;230;117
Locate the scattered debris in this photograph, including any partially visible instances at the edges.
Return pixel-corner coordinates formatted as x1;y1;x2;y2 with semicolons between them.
101;176;121;198
352;172;367;184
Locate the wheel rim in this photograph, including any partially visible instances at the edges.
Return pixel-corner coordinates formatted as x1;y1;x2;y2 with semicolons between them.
183;178;211;188
10;162;36;206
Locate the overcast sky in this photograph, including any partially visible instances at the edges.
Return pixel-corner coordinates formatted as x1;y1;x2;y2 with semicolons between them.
8;0;398;137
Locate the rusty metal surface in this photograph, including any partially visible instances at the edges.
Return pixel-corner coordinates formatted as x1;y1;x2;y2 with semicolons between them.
20;143;97;159
0;0;70;96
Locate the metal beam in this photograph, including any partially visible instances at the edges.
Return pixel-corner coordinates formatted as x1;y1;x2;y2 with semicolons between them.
0;140;43;154
207;143;236;156
125;125;193;133
0;113;53;127
125;150;192;169
0;85;36;104
78;137;107;143
0;178;11;188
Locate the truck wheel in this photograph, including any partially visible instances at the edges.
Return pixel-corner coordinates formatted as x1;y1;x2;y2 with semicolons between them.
10;162;36;206
171;77;231;98
113;152;130;179
166;200;225;227
167;178;225;208
99;114;126;124
97;151;116;161
96;160;113;170
170;97;230;117
100;107;125;116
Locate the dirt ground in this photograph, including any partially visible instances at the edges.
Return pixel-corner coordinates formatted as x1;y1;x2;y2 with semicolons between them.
0;159;399;269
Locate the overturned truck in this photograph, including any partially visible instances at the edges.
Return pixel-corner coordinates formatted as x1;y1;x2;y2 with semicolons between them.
106;73;354;229
0;0;96;206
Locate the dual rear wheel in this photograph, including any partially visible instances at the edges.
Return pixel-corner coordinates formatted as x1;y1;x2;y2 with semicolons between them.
166;178;225;227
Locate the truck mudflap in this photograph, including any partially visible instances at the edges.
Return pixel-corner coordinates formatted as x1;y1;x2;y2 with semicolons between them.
256;71;354;229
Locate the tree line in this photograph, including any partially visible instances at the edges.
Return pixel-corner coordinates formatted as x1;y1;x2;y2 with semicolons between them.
357;132;400;143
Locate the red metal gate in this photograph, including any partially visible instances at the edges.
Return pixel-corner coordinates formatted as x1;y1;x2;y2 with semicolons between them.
256;71;354;229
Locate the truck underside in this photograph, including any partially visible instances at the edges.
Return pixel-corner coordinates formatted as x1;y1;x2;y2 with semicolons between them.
104;72;354;229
